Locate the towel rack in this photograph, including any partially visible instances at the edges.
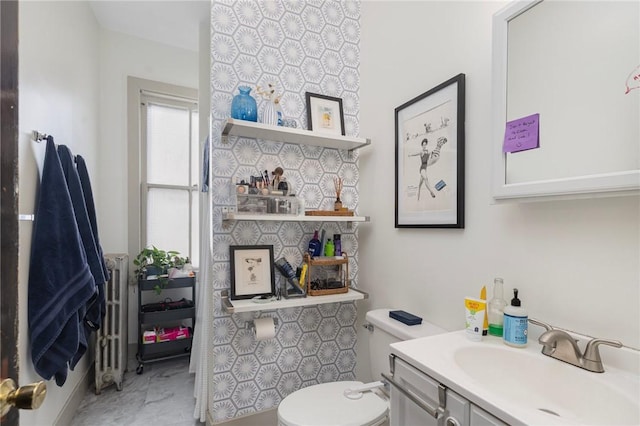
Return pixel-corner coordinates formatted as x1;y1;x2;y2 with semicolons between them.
32;130;48;142
32;131;75;161
22;130;51;221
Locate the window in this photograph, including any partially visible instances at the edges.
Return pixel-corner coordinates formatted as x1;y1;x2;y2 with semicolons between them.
128;78;199;269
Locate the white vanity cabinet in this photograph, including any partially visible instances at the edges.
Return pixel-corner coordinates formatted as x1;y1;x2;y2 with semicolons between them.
388;330;640;425
470;405;508;426
389;355;507;426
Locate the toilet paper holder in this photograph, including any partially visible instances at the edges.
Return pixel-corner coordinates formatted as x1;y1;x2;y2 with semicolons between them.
246;317;279;333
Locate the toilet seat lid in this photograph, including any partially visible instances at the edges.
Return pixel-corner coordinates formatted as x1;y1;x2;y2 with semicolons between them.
278;381;388;426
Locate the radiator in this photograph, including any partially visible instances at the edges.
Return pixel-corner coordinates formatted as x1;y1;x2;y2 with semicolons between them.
95;253;129;394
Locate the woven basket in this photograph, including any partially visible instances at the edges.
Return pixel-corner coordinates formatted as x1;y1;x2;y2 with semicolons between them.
303;253;349;296
307;282;349;296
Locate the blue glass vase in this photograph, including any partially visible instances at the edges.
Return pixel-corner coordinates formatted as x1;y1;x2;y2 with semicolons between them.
231;86;258;122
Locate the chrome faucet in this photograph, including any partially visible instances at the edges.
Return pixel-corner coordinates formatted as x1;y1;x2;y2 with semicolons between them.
537;328;622;373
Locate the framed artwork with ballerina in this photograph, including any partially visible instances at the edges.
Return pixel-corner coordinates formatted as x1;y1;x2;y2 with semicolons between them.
229;245;276;300
394;74;466;228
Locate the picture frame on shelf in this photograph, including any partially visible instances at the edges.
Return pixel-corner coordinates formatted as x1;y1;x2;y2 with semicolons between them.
394;73;465;228
305;92;345;136
229;245;276;300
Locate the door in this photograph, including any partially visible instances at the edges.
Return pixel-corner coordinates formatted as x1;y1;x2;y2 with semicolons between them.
1;1;21;423
1;2;46;423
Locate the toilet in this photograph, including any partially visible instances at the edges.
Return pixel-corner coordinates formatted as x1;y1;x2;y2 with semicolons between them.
277;308;446;426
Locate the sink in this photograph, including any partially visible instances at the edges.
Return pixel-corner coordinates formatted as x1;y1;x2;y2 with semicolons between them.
454;345;639;425
390;331;640;426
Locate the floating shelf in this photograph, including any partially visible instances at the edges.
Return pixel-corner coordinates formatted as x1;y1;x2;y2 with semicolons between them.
222;212;370;224
221;288;368;314
221;118;371;151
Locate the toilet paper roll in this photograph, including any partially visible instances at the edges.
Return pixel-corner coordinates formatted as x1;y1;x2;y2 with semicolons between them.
253;317;276;340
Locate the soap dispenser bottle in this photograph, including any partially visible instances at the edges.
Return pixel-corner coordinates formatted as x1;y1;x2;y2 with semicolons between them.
503;288;528;347
488;278;507;337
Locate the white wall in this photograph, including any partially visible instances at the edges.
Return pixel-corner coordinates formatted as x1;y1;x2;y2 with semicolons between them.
97;28;199;253
18;2;100;424
17;5;200;423
96;28;198;344
357;1;639;380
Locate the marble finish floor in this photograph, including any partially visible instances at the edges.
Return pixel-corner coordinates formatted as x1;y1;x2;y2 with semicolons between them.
72;356;203;426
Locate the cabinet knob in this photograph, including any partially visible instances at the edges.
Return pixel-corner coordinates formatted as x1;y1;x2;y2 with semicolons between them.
445;416;461;426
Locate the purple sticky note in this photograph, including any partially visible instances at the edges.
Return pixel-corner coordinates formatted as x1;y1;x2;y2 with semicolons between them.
503;113;540;153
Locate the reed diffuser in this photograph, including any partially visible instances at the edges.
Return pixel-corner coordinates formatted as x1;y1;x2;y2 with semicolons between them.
333;176;343;211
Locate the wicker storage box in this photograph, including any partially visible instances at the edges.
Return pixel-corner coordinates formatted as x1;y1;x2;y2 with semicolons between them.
303;253;349;296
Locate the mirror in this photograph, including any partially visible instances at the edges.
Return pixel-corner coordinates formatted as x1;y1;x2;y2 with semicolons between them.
492;0;639;200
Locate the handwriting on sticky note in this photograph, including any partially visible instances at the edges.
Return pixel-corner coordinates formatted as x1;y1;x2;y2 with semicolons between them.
625;65;640;94
503;113;540;153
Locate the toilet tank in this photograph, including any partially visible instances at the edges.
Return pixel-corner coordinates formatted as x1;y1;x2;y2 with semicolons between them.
365;309;446;382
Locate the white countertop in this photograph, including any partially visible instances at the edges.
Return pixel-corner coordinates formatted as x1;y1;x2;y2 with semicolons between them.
390;330;640;426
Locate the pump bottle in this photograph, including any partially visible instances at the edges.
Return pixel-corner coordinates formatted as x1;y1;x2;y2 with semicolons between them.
503;288;528;347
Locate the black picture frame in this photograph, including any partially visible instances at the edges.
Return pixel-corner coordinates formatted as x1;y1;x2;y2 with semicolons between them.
229;245;276;300
305;92;345;136
394;73;465;228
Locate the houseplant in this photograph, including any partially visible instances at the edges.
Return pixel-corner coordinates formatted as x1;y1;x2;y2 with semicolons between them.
133;246;188;294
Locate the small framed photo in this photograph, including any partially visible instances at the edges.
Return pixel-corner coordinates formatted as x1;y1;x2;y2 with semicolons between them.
305;92;345;136
395;73;466;228
229;245;276;300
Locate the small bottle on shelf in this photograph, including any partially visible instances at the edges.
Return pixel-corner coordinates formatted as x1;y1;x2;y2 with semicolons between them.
308;230;321;257
333;234;341;256
324;239;335;257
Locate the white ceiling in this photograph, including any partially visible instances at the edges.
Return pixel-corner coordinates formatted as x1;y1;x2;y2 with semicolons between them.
88;1;210;52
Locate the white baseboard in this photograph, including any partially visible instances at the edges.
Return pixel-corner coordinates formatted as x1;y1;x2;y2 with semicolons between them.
53;365;93;426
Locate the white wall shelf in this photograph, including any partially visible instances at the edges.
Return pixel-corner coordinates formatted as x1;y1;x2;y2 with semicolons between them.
221;118;371;151
221;288;368;314
222;212;370;224
219;118;371;313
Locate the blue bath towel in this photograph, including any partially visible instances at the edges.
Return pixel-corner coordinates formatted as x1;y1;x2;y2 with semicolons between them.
28;137;96;386
76;154;110;292
59;146;107;369
75;154;109;370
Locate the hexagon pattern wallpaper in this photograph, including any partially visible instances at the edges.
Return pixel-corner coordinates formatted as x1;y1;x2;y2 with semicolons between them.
210;0;362;422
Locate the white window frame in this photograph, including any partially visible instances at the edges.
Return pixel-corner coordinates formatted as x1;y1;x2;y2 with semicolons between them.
127;77;198;273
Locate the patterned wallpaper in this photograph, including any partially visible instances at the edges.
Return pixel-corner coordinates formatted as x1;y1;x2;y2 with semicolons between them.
209;0;362;422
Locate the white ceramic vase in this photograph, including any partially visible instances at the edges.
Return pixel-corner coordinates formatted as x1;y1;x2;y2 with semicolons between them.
260;101;282;126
